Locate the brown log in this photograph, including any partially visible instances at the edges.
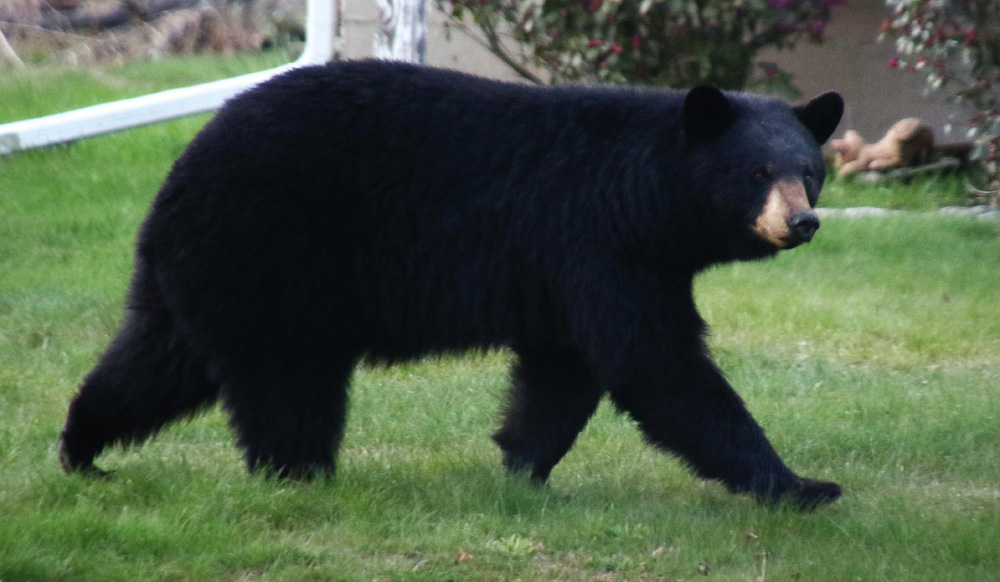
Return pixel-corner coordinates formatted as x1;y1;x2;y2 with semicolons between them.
934;142;975;164
39;0;201;32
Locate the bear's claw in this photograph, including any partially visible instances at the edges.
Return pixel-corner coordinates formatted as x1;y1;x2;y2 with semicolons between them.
788;477;842;510
59;439;113;478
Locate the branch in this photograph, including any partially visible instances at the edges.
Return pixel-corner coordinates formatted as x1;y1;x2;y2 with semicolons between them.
478;14;544;84
0;19;102;41
0;26;24;68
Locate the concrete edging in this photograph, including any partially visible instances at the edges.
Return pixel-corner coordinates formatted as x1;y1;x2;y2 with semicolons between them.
816;205;1000;221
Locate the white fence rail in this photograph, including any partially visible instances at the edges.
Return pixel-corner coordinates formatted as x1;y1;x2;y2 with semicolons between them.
0;0;340;155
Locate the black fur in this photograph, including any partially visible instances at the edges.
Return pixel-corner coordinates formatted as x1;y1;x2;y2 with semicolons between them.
61;60;843;508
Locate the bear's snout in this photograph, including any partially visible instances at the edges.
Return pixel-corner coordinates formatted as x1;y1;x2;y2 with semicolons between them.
752;179;816;249
787;211;820;243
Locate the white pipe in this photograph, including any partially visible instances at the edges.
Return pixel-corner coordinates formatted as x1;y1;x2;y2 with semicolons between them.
0;0;338;155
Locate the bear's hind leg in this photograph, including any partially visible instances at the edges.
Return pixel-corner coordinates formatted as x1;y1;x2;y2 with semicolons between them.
493;350;604;483
221;357;354;479
60;264;219;475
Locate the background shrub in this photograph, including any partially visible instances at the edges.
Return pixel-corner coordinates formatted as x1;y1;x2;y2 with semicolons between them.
883;0;1000;189
437;0;842;96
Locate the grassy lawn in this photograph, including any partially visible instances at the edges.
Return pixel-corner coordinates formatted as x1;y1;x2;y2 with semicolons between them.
817;173;970;210
1;57;998;581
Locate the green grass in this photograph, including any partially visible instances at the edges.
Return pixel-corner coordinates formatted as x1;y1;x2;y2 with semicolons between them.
2;57;999;581
0;51;296;123
818;173;969;210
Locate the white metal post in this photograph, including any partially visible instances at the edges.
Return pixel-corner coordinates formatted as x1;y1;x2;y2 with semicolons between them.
373;0;426;64
0;0;340;155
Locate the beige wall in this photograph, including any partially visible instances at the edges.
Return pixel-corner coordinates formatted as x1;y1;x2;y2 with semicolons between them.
337;0;525;82
760;0;972;143
338;0;971;142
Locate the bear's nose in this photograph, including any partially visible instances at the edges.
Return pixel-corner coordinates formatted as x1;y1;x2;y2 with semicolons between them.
787;211;820;243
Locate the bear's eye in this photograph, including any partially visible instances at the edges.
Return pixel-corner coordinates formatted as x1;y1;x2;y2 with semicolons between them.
751;167;771;183
804;168;815;183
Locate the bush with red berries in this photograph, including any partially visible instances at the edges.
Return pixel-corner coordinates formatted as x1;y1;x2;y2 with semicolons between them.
883;0;1000;188
437;0;841;96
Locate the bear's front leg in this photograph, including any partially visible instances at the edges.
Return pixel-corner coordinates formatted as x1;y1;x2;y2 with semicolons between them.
563;267;840;509
607;348;841;509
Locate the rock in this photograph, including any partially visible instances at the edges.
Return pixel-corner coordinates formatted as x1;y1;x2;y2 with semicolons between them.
842;207;897;218
939;205;993;216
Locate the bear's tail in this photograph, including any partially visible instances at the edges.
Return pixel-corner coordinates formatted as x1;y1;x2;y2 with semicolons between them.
60;256;219;475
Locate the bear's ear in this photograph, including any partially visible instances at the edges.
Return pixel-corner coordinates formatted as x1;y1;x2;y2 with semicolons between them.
683;85;736;141
794;92;844;145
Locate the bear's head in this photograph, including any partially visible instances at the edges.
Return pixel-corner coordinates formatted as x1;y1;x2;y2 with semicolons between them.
679;86;843;263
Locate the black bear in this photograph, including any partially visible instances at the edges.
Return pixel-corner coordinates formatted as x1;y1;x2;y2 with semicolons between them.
60;60;844;508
